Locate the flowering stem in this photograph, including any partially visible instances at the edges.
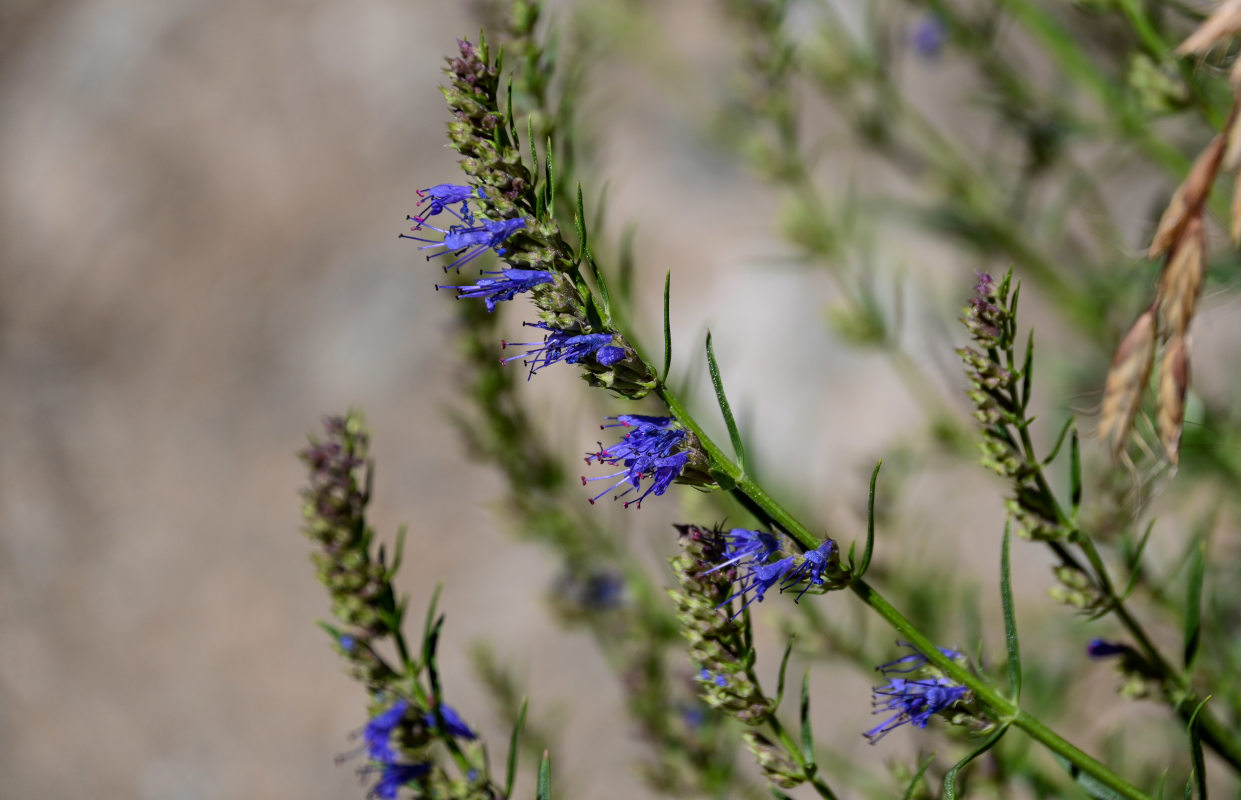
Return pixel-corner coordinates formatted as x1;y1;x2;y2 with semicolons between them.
851;581;1153;800
654;386;1154;800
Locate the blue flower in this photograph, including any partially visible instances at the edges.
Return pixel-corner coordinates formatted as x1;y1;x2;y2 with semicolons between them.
874;643;964;674
864;644;968;742
1087;639;1129;659
780;540;836;602
501;322;625;376
909;15;946;60
362;699;408;763
704;528;780;575
339;634;356;652
424;704;477;740
439;268;553;311
415;183;481;223
720;556;796;615
865;678;968;742
368;762;431;799
400;217;526;273
698;668;728;687
582;415;689;508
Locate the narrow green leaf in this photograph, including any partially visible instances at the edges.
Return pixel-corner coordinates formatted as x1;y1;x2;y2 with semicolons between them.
544;137;555;219
903;755;936;800
505;77;517;149
316;620;344;640
574;183;588;256
1069;429;1083;514
1020;329;1035;410
800;671;817;775
504;697;528;797
1042;416;1076;465
536;751;552;800
1187;697;1209;800
387;524;408;577
1184;538;1206;672
421;584;443;656
1053;754;1127;800
424;615;445;702
589;259;611;321
1001;522;1022;701
527;118;541;218
945;724;1009;799
1119;520;1156;602
705;332;746;468
853;460;881;579
774;637;796;710
662;271;672;381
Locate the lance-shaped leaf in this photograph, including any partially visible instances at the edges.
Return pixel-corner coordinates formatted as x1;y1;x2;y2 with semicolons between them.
1069;429;1082;515
706;332;746;468
536;751;552;800
800;671;817;777
1041;415;1076;465
1187;697;1210;800
662;270;672;380
851;460;881;580
945;724;1009;799
774;636;796;710
1184;538;1206;672
1001;522;1021;700
504;697;528;798
903;755;936;800
1053;754;1128;800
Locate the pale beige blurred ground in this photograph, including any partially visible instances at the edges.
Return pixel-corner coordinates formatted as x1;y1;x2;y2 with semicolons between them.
0;2;1214;799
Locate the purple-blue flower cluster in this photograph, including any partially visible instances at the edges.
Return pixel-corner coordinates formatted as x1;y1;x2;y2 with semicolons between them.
415;183;482;223
703;529;839;615
582;415;691;508
349;699;431;799
402;216;527;273
440;268;554;312
346;698;479;798
502;322;626;378
864;644;969;742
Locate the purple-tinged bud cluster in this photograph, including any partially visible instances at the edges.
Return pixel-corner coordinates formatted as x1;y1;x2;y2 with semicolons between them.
401;216;526;273
502;322;626;378
582;415;691;508
439;268;554;312
864;643;970;742
667;525;774;724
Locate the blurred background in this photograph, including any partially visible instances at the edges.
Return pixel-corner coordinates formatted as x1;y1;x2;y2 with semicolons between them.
3;0;1239;798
